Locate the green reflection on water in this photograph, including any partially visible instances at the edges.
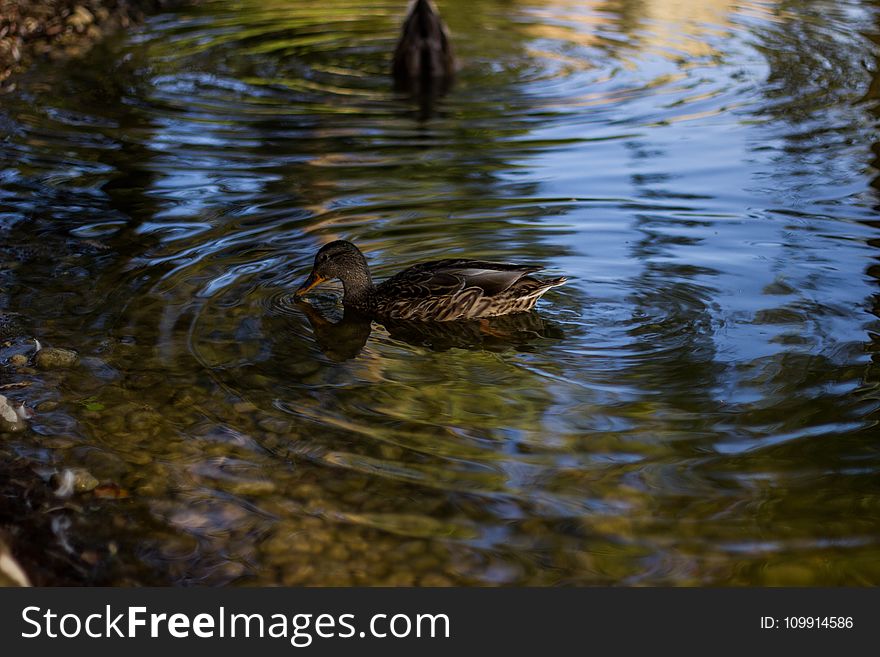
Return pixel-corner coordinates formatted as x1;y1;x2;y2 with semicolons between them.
1;0;880;585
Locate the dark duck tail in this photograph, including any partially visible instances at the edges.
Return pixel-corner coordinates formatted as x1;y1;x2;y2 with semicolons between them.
392;0;455;88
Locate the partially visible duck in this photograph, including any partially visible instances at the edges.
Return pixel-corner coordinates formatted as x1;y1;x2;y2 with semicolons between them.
392;0;456;88
295;240;567;321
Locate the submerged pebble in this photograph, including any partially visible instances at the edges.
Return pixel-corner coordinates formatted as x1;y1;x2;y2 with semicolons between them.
125;408;162;432
0;394;30;432
52;467;100;497
224;479;277;496
419;573;454;587
35;347;79;370
233;401;258;414
0;312;28;341
41;437;77;449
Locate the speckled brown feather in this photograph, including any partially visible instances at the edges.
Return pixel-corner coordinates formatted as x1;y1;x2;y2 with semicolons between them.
372;259;567;320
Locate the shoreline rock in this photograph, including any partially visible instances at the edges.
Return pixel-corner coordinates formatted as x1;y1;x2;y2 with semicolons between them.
0;0;187;91
0;394;30;432
0;456;173;585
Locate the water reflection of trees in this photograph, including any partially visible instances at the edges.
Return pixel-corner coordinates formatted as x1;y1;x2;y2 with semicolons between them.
6;0;880;585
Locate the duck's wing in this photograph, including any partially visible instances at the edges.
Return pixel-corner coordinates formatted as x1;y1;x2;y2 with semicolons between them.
379;259;545;299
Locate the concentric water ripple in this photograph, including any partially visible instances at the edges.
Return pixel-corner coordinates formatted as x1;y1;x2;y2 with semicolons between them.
1;0;880;585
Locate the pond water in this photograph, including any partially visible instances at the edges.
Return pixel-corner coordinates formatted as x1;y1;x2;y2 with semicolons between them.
2;0;880;585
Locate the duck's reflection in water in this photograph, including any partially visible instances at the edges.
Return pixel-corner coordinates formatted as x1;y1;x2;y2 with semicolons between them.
295;299;564;361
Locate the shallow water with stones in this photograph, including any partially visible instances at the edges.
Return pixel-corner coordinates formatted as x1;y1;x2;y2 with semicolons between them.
2;0;880;585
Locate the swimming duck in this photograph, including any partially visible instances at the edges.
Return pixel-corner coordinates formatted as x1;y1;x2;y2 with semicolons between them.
295;240;567;321
392;0;456;87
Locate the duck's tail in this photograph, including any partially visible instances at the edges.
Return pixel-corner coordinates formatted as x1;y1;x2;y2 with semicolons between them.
392;0;455;86
541;276;569;290
531;276;568;299
508;276;567;314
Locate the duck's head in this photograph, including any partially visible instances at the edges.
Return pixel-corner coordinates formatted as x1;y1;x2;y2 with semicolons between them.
295;240;372;297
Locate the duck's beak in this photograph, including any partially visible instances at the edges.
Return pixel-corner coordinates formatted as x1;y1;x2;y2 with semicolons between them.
295;271;326;297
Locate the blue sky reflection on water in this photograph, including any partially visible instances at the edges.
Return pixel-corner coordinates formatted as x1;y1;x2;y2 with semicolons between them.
0;0;879;585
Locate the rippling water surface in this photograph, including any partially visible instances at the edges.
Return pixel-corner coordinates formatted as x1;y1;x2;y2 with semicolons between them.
2;0;880;585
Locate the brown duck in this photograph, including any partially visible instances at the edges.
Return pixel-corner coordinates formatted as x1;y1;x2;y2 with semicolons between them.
295;241;567;321
392;0;456;87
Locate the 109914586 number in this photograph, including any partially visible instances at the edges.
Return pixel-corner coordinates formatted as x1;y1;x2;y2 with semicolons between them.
783;617;853;629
